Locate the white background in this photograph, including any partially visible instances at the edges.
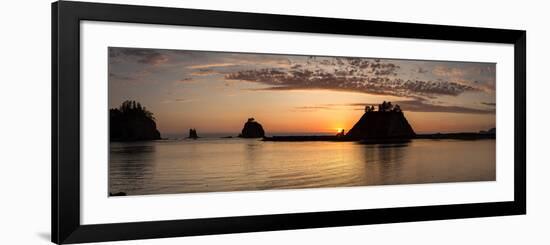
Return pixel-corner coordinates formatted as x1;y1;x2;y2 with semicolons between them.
0;0;547;244
81;20;514;224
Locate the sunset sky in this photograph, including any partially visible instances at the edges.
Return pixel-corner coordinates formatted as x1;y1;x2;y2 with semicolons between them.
108;47;496;135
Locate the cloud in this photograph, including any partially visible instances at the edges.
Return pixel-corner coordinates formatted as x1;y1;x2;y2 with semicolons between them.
186;63;237;69
109;47;495;104
109;72;133;81
178;77;194;82
416;67;429;74
430;64;496;92
174;98;194;102
432;66;465;77
294;99;494;114
293;106;333;111
109;47;169;65
190;69;226;76
185;56;292;75
225;57;481;98
137;53;168;65
162;98;197;104
347;99;494;114
108;68;153;82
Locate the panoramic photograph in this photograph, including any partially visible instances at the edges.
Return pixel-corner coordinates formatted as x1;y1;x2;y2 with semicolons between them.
108;47;496;196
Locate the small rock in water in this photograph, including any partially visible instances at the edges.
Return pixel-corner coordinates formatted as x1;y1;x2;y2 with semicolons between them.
188;128;199;139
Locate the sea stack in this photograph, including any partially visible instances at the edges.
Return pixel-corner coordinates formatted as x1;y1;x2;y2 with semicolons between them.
238;118;265;138
346;101;415;139
188;128;199;139
110;100;161;141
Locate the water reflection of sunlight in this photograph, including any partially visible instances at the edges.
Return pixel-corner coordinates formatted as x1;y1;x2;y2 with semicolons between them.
357;142;411;185
109;139;495;195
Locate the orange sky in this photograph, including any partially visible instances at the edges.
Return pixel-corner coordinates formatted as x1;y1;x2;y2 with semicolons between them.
109;47;496;135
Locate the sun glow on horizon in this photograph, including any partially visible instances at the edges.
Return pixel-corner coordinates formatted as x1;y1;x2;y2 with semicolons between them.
109;47;496;134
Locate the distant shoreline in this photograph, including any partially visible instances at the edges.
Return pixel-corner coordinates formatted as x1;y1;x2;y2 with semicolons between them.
263;132;495;142
111;132;495;143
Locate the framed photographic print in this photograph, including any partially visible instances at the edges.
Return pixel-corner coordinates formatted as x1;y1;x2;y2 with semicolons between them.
52;1;526;244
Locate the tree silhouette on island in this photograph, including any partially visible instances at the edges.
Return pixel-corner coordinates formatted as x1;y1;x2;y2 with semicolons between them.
109;100;161;141
346;101;415;139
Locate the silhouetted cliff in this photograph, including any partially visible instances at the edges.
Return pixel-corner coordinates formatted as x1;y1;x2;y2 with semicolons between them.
239;118;265;138
110;100;161;141
346;111;415;139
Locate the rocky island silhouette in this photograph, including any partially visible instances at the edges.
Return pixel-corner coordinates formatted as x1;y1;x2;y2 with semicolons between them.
346;101;415;140
109;100;161;141
187;128;199;139
238;118;265;138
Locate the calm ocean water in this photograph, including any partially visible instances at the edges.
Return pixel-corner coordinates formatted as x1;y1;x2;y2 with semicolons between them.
109;138;495;196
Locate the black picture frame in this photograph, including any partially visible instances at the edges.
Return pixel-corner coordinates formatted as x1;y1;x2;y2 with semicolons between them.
52;1;526;244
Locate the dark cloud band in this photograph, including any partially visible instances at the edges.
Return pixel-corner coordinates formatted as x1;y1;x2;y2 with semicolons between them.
296;99;495;114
